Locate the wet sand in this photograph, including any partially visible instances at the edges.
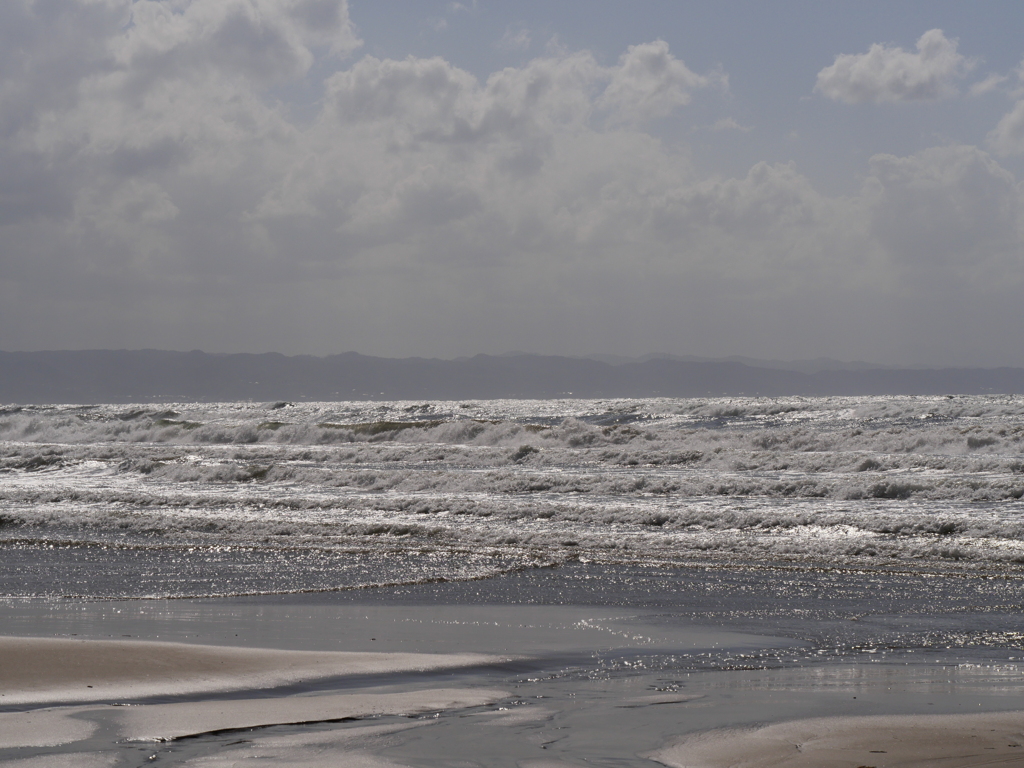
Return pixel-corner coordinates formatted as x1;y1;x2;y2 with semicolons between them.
0;634;511;764
0;636;505;706
0;686;507;745
651;710;1024;767
4;598;1024;766
7;635;1024;768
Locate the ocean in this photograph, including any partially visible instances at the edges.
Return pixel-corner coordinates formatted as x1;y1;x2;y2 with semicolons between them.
3;395;1024;595
3;396;1024;765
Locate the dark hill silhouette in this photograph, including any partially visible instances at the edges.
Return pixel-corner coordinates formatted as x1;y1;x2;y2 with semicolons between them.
1;349;1022;403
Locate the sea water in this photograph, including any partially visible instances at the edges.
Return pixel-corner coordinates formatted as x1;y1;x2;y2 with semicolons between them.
3;395;1024;661
2;395;1024;595
3;396;1024;765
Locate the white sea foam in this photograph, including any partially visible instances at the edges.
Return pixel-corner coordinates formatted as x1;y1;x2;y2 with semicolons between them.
2;396;1023;596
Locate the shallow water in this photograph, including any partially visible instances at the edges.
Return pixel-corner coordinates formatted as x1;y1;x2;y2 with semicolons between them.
3;569;1024;767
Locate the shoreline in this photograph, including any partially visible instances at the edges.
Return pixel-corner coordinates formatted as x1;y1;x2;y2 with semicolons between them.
4;594;1024;766
4;632;1024;767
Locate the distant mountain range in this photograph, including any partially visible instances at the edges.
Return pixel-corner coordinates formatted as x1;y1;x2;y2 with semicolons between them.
579;353;900;374
1;349;1023;403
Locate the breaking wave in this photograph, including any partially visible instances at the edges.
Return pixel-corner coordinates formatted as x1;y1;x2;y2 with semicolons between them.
2;395;1024;596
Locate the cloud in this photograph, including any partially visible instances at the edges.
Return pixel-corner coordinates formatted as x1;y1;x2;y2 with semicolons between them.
988;60;1024;155
2;2;1024;366
118;0;361;80
448;1;476;13
597;40;720;122
969;72;1008;96
988;99;1024;155
709;117;751;132
498;26;532;52
865;145;1022;275
815;29;972;104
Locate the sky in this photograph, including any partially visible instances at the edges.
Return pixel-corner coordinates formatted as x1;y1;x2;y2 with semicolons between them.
3;1;1024;366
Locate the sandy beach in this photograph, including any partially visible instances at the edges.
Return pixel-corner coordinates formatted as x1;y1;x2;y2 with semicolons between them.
0;636;505;706
0;632;512;765
4;596;1024;767
652;710;1024;767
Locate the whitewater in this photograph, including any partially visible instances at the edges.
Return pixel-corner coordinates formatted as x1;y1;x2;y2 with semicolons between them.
2;394;1023;600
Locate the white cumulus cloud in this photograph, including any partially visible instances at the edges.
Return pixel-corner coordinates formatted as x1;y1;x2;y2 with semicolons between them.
815;29;972;104
988;60;1024;155
598;40;720;122
989;99;1024;155
1;2;1023;366
969;72;1008;97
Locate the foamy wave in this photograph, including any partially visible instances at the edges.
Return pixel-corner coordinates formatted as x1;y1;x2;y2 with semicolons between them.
2;396;1024;583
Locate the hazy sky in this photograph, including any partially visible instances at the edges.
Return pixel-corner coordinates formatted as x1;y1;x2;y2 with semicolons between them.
4;1;1024;366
